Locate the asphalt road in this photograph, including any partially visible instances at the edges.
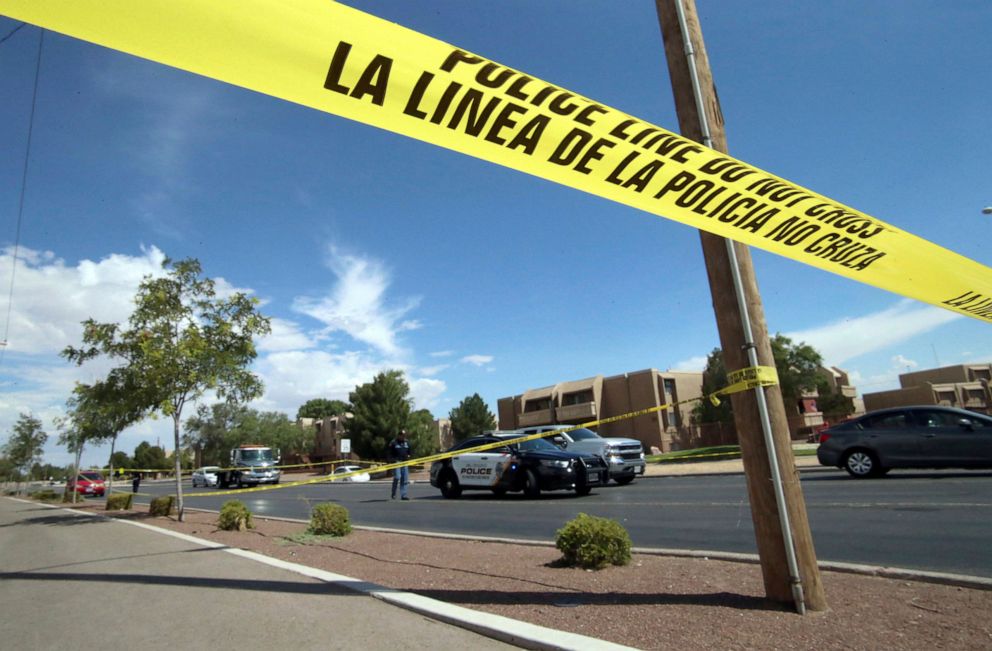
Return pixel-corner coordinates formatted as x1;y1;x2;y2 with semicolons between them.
136;469;992;578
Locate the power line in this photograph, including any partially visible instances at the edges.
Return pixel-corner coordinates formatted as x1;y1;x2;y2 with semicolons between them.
1;28;44;366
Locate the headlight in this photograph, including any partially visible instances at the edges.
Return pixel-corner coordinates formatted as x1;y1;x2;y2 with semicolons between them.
640;452;645;460
540;459;570;469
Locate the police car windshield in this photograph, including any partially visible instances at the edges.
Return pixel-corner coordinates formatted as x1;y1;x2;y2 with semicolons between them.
566;428;599;440
511;437;559;452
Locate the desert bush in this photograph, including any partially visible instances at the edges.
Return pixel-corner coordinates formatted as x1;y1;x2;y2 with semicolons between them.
308;503;351;537
149;495;175;517
106;493;134;510
34;489;59;502
217;500;254;531
555;513;632;570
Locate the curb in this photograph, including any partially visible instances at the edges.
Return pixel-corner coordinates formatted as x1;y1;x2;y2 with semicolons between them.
9;498;633;651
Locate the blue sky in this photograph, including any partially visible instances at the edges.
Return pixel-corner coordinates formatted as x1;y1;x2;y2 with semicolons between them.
1;0;990;467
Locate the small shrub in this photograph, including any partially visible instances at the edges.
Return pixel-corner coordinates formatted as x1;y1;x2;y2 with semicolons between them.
34;489;59;502
106;493;134;511
308;503;351;537
149;495;175;517
218;500;254;531
555;513;632;570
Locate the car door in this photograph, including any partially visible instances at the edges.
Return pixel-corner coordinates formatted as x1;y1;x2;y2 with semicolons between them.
914;409;992;466
857;411;921;466
450;438;511;487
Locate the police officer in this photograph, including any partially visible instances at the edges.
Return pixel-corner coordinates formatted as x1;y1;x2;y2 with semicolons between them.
387;429;411;500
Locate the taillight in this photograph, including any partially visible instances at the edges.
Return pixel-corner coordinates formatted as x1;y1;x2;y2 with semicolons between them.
819;433;831;444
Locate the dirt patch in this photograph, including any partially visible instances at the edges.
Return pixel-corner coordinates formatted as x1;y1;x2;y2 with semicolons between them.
70;502;992;650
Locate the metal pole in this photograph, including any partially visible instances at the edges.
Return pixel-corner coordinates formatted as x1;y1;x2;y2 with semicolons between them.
672;0;806;615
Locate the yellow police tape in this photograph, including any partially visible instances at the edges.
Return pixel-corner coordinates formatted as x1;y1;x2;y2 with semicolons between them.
1;0;990;321
177;364;778;498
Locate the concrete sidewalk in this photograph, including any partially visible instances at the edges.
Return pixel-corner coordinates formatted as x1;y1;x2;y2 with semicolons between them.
0;498;630;650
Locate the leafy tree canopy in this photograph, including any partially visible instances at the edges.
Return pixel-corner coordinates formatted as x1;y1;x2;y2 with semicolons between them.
347;370;412;459
449;393;496;442
693;334;827;424
3;413;48;475
406;408;440;457
184;403;311;466
296;398;350;420
62;257;271;519
133;441;170;470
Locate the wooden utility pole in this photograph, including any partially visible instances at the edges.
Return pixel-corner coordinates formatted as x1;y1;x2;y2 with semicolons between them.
654;0;827;611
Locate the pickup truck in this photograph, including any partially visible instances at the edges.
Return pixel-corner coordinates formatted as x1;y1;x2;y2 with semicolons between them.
519;425;646;485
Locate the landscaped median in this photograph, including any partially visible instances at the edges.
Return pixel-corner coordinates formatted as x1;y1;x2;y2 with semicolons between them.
38;498;992;650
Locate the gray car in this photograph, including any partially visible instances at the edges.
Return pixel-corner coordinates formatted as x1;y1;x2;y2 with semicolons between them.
816;406;992;477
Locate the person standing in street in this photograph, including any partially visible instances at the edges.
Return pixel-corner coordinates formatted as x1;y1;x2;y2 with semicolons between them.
388;429;411;500
132;472;141;494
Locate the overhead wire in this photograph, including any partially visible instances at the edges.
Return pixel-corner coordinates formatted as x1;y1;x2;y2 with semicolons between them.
1;26;44;366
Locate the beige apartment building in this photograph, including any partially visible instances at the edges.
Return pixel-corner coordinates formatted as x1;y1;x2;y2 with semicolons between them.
862;363;992;414
497;368;703;453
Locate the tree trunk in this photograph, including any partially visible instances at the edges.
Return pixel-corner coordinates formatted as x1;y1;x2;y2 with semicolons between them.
107;435;117;495
71;444;83;504
173;413;184;521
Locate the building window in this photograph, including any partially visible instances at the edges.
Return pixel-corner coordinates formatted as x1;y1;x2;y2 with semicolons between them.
562;390;593;406
525;398;551;412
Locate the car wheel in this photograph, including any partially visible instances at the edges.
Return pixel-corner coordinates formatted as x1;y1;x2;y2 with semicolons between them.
523;469;540;498
843;450;882;478
440;471;462;499
491;486;507;497
614;475;635;486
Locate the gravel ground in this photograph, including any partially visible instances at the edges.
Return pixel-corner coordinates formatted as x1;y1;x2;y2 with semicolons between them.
65;502;992;651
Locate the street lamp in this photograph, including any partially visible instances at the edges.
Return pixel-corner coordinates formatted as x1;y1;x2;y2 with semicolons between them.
983;206;992;215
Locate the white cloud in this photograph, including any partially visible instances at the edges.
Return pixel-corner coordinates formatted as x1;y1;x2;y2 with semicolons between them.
292;247;420;357
891;354;918;371
460;354;493;366
0;246;167;355
785;300;962;365
430;350;455;358
257;318;317;353
408;377;447;410
670;355;707;372
417;364;450;377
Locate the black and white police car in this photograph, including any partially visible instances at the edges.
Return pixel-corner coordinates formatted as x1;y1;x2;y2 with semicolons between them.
429;430;608;499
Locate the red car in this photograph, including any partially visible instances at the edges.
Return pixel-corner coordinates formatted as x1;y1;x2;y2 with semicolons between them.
68;471;106;497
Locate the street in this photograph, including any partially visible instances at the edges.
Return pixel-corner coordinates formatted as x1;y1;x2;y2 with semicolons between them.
136;469;992;578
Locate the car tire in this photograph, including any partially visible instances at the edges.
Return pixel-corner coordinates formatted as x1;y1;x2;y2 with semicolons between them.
523;469;541;498
843;449;882;478
614;475;635;486
491;486;507;497
440;471;462;499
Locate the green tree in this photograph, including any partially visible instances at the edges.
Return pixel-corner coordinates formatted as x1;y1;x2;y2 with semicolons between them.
691;348;733;425
183;402;250;466
814;375;856;418
347;370;412;459
296;398;350;420
3;414;48;494
185;404;312;465
693;335;826;425
407;408;440;457
62;258;271;520
448;393;496;442
133;441;169;470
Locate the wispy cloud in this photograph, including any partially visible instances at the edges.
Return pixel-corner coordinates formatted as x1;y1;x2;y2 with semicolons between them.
670;355;707;372
292;246;420;357
460;354;493;366
785;300;961;365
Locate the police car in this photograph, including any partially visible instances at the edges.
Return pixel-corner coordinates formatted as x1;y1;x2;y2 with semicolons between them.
429;430;608;499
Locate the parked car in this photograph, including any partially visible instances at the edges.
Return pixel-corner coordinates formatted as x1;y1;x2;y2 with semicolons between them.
817;405;992;478
191;466;221;487
330;465;371;482
519;425;646;484
430;431;607;498
67;471;105;497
